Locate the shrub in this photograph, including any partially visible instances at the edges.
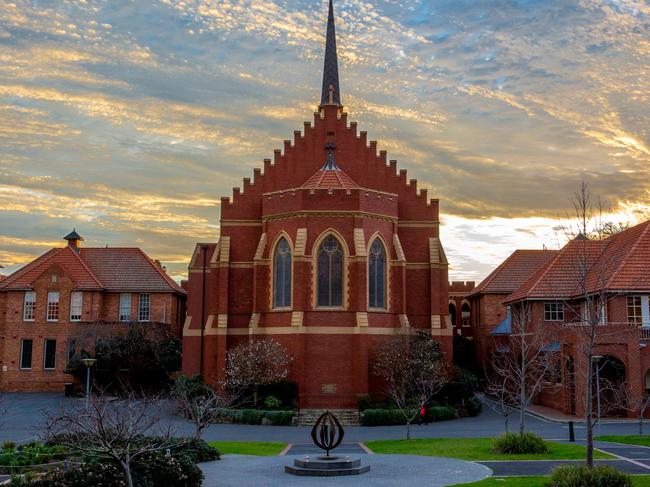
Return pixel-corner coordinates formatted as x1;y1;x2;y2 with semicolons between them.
357;395;391;412
493;432;549;455
133;451;203;487
264;395;282;410
3;441;16;450
361;409;408;426
547;465;631;487
430;405;455;421
0;442;66;474
266;410;294;425
31;462;126;487
174;438;220;463
437;366;479;405
466;396;482;417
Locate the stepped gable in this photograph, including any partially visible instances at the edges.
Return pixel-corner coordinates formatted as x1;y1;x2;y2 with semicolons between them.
220;108;438;222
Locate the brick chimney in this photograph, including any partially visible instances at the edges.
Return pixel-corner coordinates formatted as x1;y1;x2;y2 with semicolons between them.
63;229;84;252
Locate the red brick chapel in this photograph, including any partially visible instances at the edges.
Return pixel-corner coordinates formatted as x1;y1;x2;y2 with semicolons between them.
182;0;451;409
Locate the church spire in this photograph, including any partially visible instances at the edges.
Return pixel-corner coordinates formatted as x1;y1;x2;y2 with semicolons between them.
320;0;341;107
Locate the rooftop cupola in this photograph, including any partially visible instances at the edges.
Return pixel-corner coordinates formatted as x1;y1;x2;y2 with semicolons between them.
64;229;84;252
320;0;342;109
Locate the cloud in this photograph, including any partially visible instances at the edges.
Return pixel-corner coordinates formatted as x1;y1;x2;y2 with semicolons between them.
0;0;648;282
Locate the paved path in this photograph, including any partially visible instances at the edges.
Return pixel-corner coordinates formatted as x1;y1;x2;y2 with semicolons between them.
1;392;646;443
200;454;491;487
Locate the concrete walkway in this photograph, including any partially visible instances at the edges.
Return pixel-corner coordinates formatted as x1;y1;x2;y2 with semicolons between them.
200;454;492;487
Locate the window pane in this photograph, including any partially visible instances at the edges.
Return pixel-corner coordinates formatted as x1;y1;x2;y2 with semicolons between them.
70;292;83;321
317;235;344;307
138;294;150;322
119;293;131;321
23;292;36;321
67;338;76;362
44;339;56;370
47;292;59;321
20;339;33;369
369;239;386;308
273;238;292;308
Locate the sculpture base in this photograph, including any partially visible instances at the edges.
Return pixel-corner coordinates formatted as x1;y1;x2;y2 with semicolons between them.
285;456;370;476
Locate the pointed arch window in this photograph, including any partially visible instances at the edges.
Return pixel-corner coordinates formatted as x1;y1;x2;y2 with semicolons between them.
368;238;387;309
317;235;344;307
273;237;292;308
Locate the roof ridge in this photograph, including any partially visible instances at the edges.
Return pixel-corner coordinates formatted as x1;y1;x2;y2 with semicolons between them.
134;248;185;293
508;245;566;301
68;246;104;288
0;247;64;289
469;251;519;296
603;220;650;289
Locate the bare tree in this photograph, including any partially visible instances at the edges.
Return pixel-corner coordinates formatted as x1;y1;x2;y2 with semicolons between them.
484;370;516;434
224;338;293;406
559;179;632;467
44;391;177;487
172;376;239;440
488;303;559;435
607;381;650;436
373;331;449;440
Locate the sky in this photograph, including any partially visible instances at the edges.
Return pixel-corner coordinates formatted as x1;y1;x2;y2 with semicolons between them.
0;0;648;283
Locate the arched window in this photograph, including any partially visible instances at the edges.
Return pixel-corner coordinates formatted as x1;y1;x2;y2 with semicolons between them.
273;237;292;308
317;235;344;307
368;238;387;309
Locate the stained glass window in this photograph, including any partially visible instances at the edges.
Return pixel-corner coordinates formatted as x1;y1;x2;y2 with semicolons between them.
368;238;386;309
317;235;343;307
273;237;292;308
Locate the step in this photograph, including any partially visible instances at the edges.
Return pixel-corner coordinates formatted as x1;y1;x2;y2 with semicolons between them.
285;456;370;476
297;409;360;426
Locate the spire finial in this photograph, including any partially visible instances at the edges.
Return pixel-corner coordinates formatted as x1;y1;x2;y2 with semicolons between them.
320;0;341;108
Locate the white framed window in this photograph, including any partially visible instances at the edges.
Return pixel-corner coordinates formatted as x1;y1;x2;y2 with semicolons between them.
119;293;131;322
70;291;83;321
23;292;36;321
20;339;33;370
138;293;150;322
628;296;643;325
43;339;56;370
544;302;564;321
46;292;60;322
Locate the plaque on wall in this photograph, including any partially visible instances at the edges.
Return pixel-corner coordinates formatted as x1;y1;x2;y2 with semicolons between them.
321;383;337;394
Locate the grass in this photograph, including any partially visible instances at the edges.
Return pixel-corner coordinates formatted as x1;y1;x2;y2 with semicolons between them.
596;435;650;447
450;476;650;486
364;438;613;461
208;441;286;456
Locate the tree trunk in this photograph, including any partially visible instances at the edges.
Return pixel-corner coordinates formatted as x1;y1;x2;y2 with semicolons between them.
640;416;644;437
505;414;509;434
121;460;134;487
406;421;411;440
585;363;594;468
520;343;526;436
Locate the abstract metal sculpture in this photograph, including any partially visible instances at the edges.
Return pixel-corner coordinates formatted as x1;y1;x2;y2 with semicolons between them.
311;410;344;457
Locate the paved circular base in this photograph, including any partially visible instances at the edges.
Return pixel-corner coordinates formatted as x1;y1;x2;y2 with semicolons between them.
200;454;492;487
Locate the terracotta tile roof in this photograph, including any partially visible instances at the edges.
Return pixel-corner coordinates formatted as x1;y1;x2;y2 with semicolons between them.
469;249;557;296
0;247;102;291
80;248;185;293
0;246;184;294
301;167;359;190
506;220;650;302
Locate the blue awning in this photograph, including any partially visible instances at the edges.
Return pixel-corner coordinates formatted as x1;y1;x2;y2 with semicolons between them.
491;307;512;335
541;342;561;352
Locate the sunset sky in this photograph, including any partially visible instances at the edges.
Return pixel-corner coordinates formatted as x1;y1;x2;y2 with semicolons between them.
0;0;648;283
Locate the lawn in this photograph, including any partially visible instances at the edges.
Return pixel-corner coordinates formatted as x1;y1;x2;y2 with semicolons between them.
450;476;650;486
597;435;650;447
208;441;286;456
364;438;612;461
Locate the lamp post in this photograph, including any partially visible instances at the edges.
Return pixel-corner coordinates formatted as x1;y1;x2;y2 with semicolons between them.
81;358;97;409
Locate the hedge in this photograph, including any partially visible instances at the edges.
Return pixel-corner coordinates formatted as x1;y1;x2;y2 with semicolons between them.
361;405;456;426
216;409;295;425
